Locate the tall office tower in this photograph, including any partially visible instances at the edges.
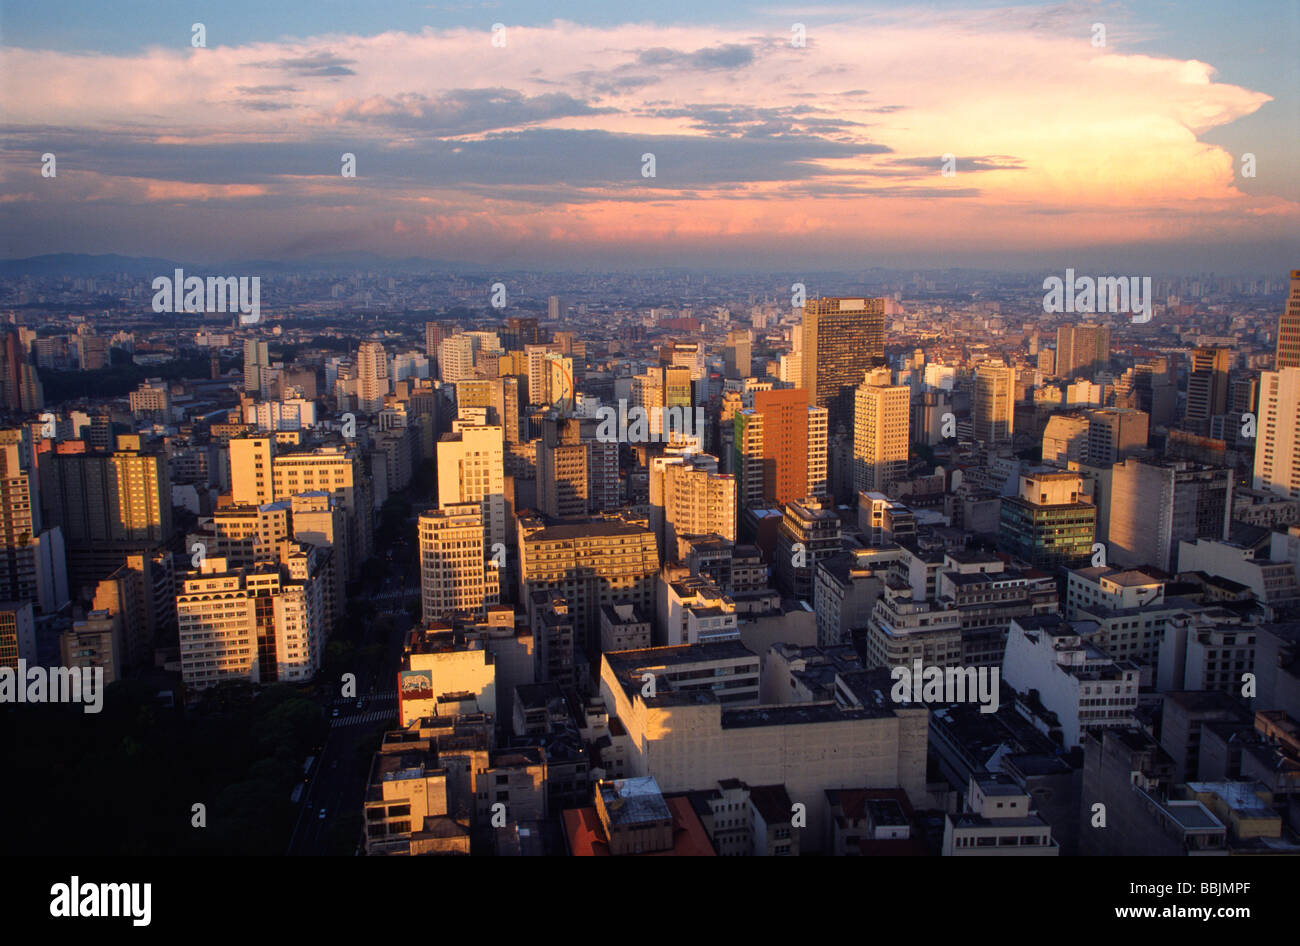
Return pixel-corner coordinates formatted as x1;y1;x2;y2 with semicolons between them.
973;362;1016;444
517;512;658;649
0;429;67;614
537;415;589;518
356;341;389;414
263;445;373;579
243;339;269;393
0;328;42;412
724;329;751;379
424;321;450;362
1254;367;1300;500
1184;346;1232;432
177;553;327;690
734;388;827;511
41;434;170;589
229;436;276;506
419;502;497;620
801;297;886;436
438;421;506;552
1109;459;1232;571
1055;324;1110;379
998;471;1096;570
650;452;737;562
1276;269;1300;369
548;295;561;321
852;375;910;495
0;328;24;411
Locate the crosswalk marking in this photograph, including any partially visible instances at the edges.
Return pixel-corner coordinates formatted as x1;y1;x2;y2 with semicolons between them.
329;690;397;706
330;708;397;729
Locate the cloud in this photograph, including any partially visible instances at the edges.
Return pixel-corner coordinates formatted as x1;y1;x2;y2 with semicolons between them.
0;8;1290;268
252;51;358;77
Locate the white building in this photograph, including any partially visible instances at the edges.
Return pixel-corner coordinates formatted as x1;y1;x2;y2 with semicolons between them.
1001;614;1139;748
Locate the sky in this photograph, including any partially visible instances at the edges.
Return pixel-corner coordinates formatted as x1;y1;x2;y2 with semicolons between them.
1;0;1297;273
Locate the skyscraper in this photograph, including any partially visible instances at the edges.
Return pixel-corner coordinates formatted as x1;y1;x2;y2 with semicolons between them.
973;363;1016;444
1184;346;1231;432
734;388;827;511
801;297;886;435
243;339;269;393
1276;269;1300;369
1055;324;1110;379
853;373;910;495
1253;367;1300;501
356;341;389;414
724;329;751;379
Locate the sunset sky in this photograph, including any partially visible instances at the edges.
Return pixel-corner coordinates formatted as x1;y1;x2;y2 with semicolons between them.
2;1;1296;271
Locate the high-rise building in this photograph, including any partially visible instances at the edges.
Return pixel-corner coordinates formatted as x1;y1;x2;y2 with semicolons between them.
1184;346;1231;432
801;297;886;436
517;513;658;649
1109;459;1232;572
356;341;389;414
537;415;589;518
419;502;498;620
973;363;1016;444
41;434;171;593
774;497;841;599
177;553;327;690
0;328;42;412
424;321;450;362
1276;269;1300;369
456;377;522;442
275;447;372;576
734;389;827;511
243;339;269;393
723;329;751;379
649;452;736;562
1055;324;1110;379
853;374;910;495
229;435;275;505
437;421;506;552
1253;367;1300;501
